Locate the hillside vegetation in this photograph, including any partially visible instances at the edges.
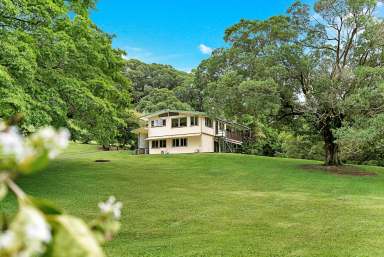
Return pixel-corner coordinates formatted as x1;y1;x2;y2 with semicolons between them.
2;144;384;257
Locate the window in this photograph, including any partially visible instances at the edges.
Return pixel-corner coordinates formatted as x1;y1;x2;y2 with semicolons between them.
180;117;187;127
172;138;188;147
172;118;178;128
171;117;187;128
151;119;166;127
151;140;158;148
159;140;166;148
205;117;213;128
190;116;199;126
152;140;166;148
219;122;224;130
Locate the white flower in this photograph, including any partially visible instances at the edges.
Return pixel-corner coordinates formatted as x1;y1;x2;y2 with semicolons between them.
56;129;70;148
7;207;52;257
0;126;27;162
98;196;123;219
32;127;70;159
23;207;51;243
0;230;16;250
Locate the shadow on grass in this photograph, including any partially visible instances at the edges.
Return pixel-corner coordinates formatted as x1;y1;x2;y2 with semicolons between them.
299;164;377;176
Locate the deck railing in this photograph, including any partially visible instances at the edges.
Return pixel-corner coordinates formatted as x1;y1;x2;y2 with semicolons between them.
135;148;149;155
216;131;243;142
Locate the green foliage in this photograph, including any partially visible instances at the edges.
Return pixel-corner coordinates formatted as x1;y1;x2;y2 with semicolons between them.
202;70;280;122
244;122;283;156
336;114;384;165
124;59;192;104
194;0;384;165
173;74;206;111
280;133;324;161
50;215;104;257
136;88;192;114
0;0;132;146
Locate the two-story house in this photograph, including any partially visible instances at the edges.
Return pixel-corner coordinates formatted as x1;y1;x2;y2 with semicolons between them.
133;110;250;154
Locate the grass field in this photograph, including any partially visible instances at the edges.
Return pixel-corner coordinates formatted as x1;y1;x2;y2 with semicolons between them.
3;143;384;257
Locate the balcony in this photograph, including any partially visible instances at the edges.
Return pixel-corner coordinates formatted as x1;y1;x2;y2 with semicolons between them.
216;130;243;142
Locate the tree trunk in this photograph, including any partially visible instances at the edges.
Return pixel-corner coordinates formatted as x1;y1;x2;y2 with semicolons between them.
322;122;342;166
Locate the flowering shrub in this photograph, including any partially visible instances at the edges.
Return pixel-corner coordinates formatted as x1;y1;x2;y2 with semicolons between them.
0;122;122;257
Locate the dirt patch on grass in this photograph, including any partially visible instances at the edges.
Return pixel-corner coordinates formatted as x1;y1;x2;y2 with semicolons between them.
94;159;111;163
300;164;377;176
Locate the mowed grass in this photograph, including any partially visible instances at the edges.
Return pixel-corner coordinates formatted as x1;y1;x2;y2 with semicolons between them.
3;144;384;257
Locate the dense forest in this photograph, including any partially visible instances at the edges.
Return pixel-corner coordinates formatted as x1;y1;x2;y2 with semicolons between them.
1;0;384;166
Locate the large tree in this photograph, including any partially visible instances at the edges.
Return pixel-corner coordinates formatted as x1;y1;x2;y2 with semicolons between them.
198;0;384;165
0;0;132;146
136;88;192;114
124;59;192;104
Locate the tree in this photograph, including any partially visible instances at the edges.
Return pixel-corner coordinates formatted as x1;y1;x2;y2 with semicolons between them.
0;0;132;146
136;88;192;114
124;59;192;104
197;0;384;165
173;72;206;111
336;113;384;165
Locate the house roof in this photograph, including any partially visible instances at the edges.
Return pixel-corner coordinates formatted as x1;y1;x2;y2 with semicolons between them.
140;109;206;120
140;109;250;129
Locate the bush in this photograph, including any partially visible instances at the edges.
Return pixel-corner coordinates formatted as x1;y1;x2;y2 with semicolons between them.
280;133;324;161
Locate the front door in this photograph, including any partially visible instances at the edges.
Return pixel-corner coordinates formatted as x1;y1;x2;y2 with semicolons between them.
214;140;219;152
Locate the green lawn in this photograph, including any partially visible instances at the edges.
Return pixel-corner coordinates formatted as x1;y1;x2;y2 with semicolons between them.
3;143;384;257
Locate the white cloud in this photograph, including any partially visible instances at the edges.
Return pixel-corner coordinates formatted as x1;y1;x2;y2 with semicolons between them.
121;45;153;61
198;44;213;55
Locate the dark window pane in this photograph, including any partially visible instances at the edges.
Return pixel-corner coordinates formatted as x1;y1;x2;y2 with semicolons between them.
172;118;179;128
205;118;212;128
180;138;187;146
191;116;199;126
152;140;159;148
180;117;187;127
168;112;179;116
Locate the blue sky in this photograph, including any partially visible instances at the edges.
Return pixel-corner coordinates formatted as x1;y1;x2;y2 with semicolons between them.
91;0;383;72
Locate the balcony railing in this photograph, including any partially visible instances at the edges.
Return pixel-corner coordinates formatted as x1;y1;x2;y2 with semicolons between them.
135;148;149;155
216;131;243;142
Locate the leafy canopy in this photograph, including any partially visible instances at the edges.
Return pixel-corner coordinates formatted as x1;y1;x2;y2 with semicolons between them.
0;0;132;146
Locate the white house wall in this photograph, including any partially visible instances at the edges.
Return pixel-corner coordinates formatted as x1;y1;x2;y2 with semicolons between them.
149;135;206;154
201;134;214;152
148;115;203;138
201;119;215;136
